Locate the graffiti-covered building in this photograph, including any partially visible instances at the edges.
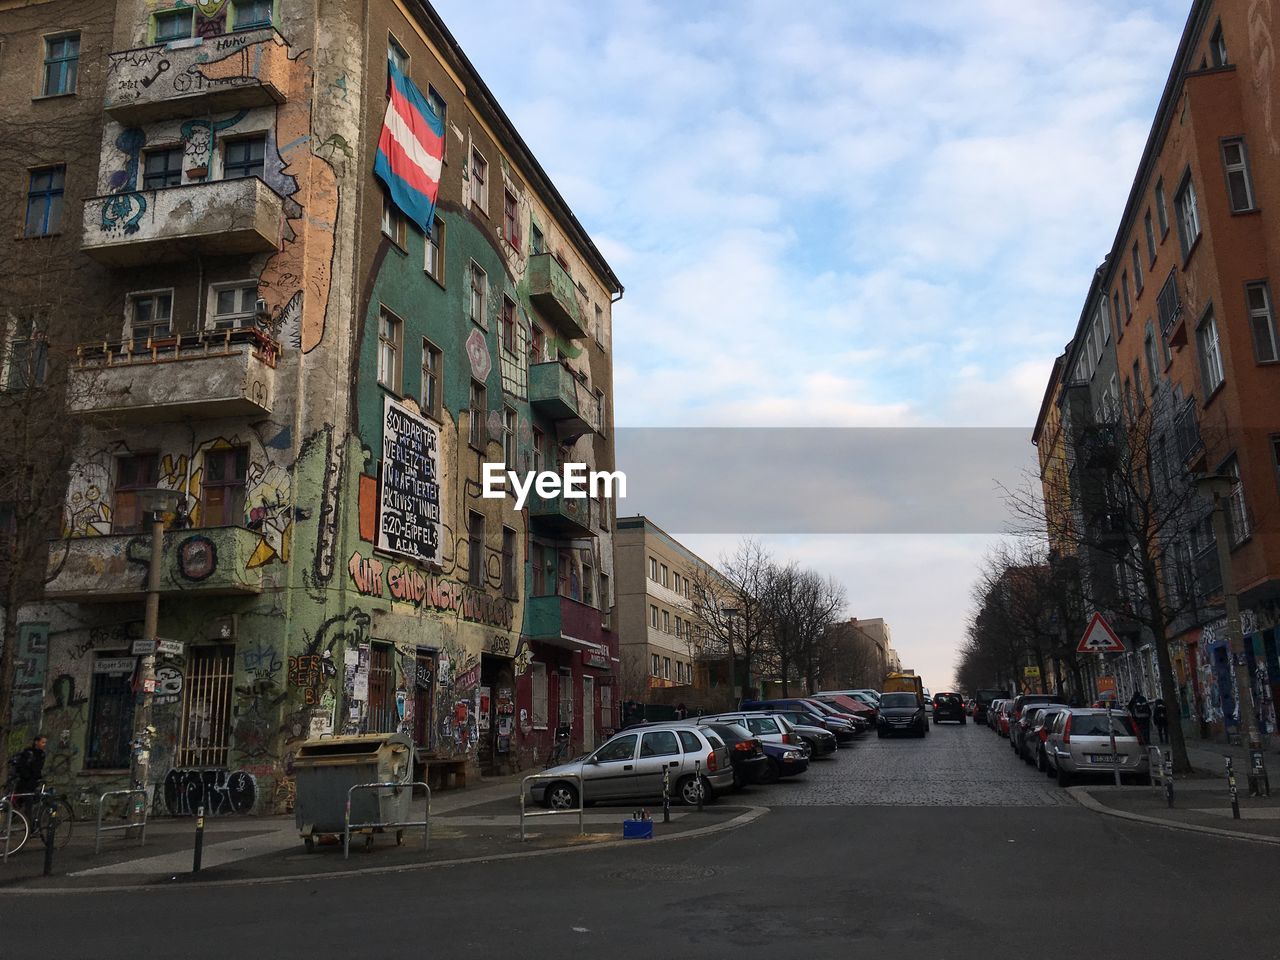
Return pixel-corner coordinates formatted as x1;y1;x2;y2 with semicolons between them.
1;0;621;815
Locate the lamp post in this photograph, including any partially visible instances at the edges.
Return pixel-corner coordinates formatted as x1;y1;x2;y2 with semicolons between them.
1194;474;1265;769
129;487;181;801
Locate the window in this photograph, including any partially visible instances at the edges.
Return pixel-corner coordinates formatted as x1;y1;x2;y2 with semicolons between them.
501;526;516;598
660;563;668;587
128;291;172;347
501;297;516;354
1144;325;1159;392
529;324;545;365
155;9;194;42
1131;243;1143;295
469;379;487;448
641;730;679;757
388;35;409;75
232;0;273;29
599;571;610;613
1144;210;1157;266
502;405;517;468
41;34;79;97
503;190;520;246
468;261;487;327
85;655;135;769
1210;22;1228;67
1175;174;1201;259
651;653;661;676
174;645;234;767
142;147;183;190
5;325;47;390
650;604;658;628
469;147;488;213
209;283;258;329
24;166;64;237
424;215;445;281
1157;270;1183;337
1247;282;1279;362
558;668;573;725
582;559;594;607
1224;456;1249;544
673;572;681;593
1132;360;1143;409
594;304;604;345
663;657;671;680
427;83;446;125
112;453;159;533
1221;139;1255;213
1111;292;1122;334
1121;271;1132;318
662;609;670;633
420;339;442;418
675;616;683;639
203;446;248;526
1272;436;1280;497
377;308;402;391
532;426;545;474
649;557;658;581
1196;308;1225;395
530;223;544;255
381;190;406;247
223;136;266;180
1155;179;1169;235
467;510;485;587
367;643;395;733
531;662;548;728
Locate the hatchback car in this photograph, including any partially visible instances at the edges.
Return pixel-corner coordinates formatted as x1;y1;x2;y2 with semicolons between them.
876;692;929;737
932;692;966;724
1044;708;1150;786
530;723;734;809
1012;703;1068;760
700;721;770;789
996;701;1015;737
1027;706;1071;771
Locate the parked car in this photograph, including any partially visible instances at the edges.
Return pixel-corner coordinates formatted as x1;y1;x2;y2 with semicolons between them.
1010;693;1056;729
974;689;1006;724
1013;703;1068;761
699;712;828;757
699;721;770;789
765;710;841;756
996;701;1015;737
530;723;734;809
876;691;929;738
758;739;810;782
742;699;857;742
986;699;1005;730
1044;708;1150;786
932;692;966;724
805;696;871;732
816;689;881;717
1027;705;1072;772
813;693;876;726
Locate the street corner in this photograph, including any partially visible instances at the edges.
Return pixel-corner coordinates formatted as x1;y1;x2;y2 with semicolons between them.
1067;781;1280;845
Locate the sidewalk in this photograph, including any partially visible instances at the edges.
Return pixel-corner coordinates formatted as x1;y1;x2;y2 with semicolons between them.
0;775;761;892
1071;779;1280;844
1181;736;1278;780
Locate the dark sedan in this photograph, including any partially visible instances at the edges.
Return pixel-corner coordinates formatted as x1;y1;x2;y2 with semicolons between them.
701;722;770;788
877;692;929;738
932;692;967;724
758;739;809;781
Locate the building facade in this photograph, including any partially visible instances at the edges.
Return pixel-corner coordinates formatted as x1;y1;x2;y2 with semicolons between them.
1;0;620;814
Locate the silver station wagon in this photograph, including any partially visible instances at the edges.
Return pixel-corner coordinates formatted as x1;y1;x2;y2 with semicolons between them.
1045;708;1151;787
529;723;735;809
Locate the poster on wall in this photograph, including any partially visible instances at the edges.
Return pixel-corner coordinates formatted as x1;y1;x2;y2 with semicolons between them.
377;396;443;565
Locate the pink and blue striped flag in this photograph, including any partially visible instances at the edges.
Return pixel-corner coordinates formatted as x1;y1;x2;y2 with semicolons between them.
375;58;444;234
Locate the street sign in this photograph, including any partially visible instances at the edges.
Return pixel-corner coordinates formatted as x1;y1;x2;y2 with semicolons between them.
1023;666;1041;679
1077;612;1126;654
132;640;156;655
94;657;137;675
156;638;184;656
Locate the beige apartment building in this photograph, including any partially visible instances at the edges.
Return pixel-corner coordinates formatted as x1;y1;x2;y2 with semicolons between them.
614;516;730;700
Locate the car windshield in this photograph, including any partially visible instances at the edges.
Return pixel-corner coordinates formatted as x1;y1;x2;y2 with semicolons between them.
1071;714;1135;737
880;693;918;708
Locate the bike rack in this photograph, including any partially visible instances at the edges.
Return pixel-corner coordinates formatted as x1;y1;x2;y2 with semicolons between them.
2;791;36;864
95;789;149;855
1148;746;1164;792
519;772;585;841
343;781;430;860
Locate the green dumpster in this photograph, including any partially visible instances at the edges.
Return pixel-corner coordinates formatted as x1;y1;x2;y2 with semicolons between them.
293;733;413;850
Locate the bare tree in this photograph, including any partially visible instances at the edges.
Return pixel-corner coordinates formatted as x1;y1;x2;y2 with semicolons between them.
689;538;776;700
758;563;846;696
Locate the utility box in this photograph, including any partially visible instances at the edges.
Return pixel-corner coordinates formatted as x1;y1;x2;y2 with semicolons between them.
293;733;414;849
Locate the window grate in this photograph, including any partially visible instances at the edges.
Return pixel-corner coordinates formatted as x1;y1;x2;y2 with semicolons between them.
175;645;236;768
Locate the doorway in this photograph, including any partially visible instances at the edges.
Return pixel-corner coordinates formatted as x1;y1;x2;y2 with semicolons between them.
582;675;595;750
479;652;515;776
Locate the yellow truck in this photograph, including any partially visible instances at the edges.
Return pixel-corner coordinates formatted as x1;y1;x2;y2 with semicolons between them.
882;672;925;703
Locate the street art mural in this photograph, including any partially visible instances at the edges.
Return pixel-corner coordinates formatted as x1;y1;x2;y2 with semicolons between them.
163;768;256;816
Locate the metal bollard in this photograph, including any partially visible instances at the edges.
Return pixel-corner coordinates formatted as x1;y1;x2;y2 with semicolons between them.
1248;737;1270;798
193;805;205;873
662;767;671;823
694;759;704;813
1163;753;1174;808
1226;757;1241;819
42;805;57;877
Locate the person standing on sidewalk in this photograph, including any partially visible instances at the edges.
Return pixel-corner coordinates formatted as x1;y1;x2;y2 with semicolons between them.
7;734;47;813
1152;698;1169;744
1128;691;1152;744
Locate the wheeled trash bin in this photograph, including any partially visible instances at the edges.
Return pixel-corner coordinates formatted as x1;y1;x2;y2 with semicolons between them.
293;733;414;851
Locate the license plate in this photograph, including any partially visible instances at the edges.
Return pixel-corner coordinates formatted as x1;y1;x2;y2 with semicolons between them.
1089;754;1117;764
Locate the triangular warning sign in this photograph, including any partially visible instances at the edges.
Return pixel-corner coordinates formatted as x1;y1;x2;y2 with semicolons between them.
1077;612;1126;654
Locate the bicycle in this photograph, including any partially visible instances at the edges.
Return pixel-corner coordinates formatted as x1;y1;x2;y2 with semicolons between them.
1;781;74;855
544;724;572;768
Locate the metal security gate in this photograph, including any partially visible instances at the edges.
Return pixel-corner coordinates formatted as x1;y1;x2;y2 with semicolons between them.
368;643;395;733
175;644;235;768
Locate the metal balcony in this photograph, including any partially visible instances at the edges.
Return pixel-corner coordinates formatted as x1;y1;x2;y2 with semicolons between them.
526;254;588;340
45;526;266;601
528;362;601;440
82;177;284;266
103;29;288;125
1173;400;1205;468
67;328;280;422
527;491;594;540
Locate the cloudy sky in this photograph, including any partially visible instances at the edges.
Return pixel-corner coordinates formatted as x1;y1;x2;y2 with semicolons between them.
435;0;1190;689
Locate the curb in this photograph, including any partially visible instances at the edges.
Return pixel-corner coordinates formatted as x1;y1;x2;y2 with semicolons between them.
1066;786;1280;846
0;804;769;897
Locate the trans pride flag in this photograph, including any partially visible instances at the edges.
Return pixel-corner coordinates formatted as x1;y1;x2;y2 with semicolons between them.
374;59;444;234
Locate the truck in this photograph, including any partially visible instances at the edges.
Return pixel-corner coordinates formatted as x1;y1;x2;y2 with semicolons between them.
882;672;925;704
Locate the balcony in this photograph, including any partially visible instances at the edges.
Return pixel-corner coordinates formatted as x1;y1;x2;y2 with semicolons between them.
526;254;588;340
82;177;284;267
103;29;289;125
1173;400;1205;468
528;362;601;439
523;595;611;663
528;491;594;540
45;526;267;601
67;328;280;422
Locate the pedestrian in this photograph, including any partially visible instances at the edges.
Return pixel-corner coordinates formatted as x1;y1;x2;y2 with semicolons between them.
7;734;47;813
674;702;687;720
1128;691;1152;744
1152;697;1169;744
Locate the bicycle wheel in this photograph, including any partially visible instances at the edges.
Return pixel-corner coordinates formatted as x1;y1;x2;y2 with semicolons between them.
1;804;31;855
35;797;75;850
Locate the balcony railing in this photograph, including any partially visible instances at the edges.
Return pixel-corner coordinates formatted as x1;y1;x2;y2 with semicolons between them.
1157;270;1186;346
1173;399;1204;467
528;362;601;439
68;327;280;421
527;491;594;540
526;254;588;340
82;177;284;267
46;526;267;600
103;28;289;124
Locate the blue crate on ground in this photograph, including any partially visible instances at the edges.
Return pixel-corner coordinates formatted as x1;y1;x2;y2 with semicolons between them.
622;818;654;839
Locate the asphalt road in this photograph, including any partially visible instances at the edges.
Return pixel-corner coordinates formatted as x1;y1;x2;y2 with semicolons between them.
8;721;1278;959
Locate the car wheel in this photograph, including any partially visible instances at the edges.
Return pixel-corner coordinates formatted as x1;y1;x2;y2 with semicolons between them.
677;774;709;806
1056;765;1072;788
545;781;580;810
877;728;886;738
